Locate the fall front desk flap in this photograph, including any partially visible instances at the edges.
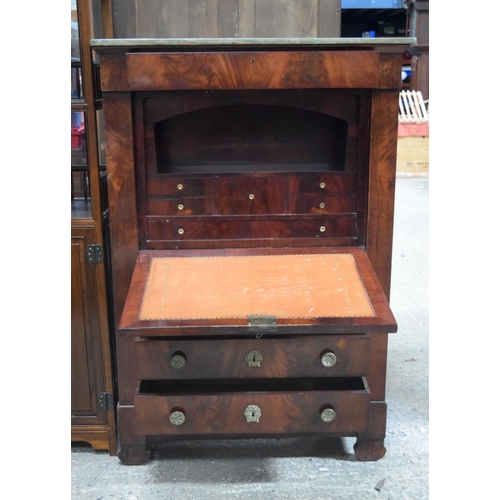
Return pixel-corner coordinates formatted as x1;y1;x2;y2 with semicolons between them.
119;248;397;335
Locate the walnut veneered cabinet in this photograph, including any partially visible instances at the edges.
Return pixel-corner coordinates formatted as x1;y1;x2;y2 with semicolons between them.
91;37;414;464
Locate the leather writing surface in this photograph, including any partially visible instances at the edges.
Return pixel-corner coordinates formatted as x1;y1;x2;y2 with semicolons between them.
139;253;375;321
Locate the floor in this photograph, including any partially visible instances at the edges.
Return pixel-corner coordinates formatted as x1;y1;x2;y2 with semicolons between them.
71;176;429;500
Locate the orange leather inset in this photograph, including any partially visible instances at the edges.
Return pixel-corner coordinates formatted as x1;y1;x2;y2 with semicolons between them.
139;253;376;321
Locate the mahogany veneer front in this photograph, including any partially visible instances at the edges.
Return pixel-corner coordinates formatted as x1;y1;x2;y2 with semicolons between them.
92;37;412;464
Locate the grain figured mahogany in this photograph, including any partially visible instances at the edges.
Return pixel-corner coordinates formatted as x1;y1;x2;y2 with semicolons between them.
92;38;412;464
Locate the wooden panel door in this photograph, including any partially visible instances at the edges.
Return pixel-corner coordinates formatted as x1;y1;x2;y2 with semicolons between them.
71;225;115;452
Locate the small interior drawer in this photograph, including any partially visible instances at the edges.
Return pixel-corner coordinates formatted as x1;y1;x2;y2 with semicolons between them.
217;176;287;215
134;377;370;436
288;173;357;195
147;177;213;196
146;216;356;241
288;194;356;214
147;197;215;216
136;335;371;380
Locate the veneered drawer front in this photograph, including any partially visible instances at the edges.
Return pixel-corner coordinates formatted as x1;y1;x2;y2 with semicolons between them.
135;378;370;436
288;194;356;214
217;176;287;215
289;173;357;194
136;335;371;380
147;217;356;241
147;197;215;216
126;51;381;91
147;177;213;197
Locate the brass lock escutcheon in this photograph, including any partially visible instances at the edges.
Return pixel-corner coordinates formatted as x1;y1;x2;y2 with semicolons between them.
244;405;261;423
170;409;186;426
245;349;263;368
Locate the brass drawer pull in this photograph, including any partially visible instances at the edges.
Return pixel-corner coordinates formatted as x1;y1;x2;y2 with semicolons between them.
319;202;326;209
320;408;336;423
321;351;337;367
245;349;263;367
177;203;184;211
244;405;261;423
319;226;326;233
170;410;186;426
178;228;185;235
177;183;184;190
248;194;255;200
171;353;186;369
319;182;326;189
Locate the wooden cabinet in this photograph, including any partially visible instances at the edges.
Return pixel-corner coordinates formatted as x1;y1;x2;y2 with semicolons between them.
71;0;116;453
92;36;414;464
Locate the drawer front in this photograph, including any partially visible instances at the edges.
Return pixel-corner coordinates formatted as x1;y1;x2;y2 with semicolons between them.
288;173;357;195
217;176;287;215
135;381;370;436
125;51;381;91
288;194;356;214
147;217;356;241
147;177;213;197
136;335;371;380
147;197;214;216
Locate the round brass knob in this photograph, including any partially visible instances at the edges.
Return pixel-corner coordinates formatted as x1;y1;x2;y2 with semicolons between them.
319;226;326;232
249;194;255;200
319;182;326;189
321;351;337;367
320;408;336;423
177;183;184;190
178;228;184;235
178;204;184;211
170;410;186;426
171;353;186;369
319;202;326;209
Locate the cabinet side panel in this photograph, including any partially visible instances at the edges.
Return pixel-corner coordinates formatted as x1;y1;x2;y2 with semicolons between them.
366;90;399;299
102;92;139;323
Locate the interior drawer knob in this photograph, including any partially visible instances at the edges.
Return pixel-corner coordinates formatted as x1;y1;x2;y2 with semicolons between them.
170;409;186;426
248;193;255;200
319;202;326;209
245;349;263;367
319;182;326;189
321;351;337;367
171;353;186;369
177;203;184;211
177;183;184;190
320;408;336;423
244;405;262;423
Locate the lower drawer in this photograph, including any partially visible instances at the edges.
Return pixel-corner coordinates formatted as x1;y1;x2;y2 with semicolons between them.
134;378;370;436
147;217;356;241
136;335;371;380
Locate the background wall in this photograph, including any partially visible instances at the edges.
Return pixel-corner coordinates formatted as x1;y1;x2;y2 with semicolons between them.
112;0;341;39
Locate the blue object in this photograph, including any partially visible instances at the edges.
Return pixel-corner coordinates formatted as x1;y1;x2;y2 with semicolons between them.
341;0;404;8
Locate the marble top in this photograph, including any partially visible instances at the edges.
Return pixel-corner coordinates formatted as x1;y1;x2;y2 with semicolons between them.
91;37;416;49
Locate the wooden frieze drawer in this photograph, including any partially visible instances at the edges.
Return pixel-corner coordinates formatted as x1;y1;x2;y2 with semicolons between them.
134;377;371;436
136;335;371;380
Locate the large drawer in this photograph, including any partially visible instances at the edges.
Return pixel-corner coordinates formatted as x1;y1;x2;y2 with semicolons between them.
136;335;370;380
134;378;370;436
